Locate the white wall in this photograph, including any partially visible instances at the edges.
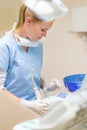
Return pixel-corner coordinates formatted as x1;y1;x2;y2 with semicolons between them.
0;0;21;32
42;0;87;82
0;0;21;8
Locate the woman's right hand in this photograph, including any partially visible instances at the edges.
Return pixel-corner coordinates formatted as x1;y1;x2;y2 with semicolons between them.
20;99;49;116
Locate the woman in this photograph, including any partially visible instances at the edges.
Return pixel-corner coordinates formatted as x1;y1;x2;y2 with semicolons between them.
0;0;68;115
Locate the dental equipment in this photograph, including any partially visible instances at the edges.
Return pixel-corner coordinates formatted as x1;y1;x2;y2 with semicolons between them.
31;69;42;99
31;70;63;108
13;74;87;130
43;78;48;98
14;74;87;130
64;74;87;105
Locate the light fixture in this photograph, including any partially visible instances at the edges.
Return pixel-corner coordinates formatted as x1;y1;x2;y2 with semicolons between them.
72;7;87;40
72;7;87;32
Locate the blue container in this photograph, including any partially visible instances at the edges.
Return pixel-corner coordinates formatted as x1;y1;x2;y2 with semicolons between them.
63;74;85;92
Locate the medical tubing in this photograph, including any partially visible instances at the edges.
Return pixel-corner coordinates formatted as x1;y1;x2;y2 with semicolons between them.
33;86;42;99
43;78;48;98
44;87;48;98
31;69;42;99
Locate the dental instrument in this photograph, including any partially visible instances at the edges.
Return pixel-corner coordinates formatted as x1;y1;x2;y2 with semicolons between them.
43;78;48;98
31;69;42;100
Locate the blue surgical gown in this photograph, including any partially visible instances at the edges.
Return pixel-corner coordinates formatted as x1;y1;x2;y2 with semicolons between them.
0;33;43;100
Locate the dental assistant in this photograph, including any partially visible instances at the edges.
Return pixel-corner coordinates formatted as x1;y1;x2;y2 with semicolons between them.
0;0;68;115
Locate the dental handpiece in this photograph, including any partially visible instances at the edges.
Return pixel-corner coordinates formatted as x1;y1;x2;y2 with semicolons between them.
31;69;42;99
43;77;48;98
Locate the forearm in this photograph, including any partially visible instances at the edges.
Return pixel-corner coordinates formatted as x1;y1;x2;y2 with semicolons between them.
2;88;20;102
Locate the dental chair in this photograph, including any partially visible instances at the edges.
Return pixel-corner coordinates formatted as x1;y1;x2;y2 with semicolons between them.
13;85;87;130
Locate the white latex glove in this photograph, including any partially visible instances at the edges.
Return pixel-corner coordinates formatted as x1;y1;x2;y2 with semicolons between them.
43;96;60;109
46;79;61;91
20;99;49;116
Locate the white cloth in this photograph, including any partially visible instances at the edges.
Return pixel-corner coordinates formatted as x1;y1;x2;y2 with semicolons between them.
25;0;69;21
0;69;6;90
20;99;49;115
14;33;39;47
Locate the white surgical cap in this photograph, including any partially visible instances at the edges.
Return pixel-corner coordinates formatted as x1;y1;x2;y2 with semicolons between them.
24;0;69;21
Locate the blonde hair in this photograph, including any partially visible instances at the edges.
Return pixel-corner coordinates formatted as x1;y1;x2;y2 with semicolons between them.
15;4;42;29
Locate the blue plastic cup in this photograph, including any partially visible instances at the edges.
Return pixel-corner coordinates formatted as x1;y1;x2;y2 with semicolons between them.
63;74;85;92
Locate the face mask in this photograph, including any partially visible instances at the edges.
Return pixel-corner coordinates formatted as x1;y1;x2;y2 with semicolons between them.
14;34;39;47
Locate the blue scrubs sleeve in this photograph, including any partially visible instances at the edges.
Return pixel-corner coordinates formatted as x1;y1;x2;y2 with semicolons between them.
0;40;9;71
